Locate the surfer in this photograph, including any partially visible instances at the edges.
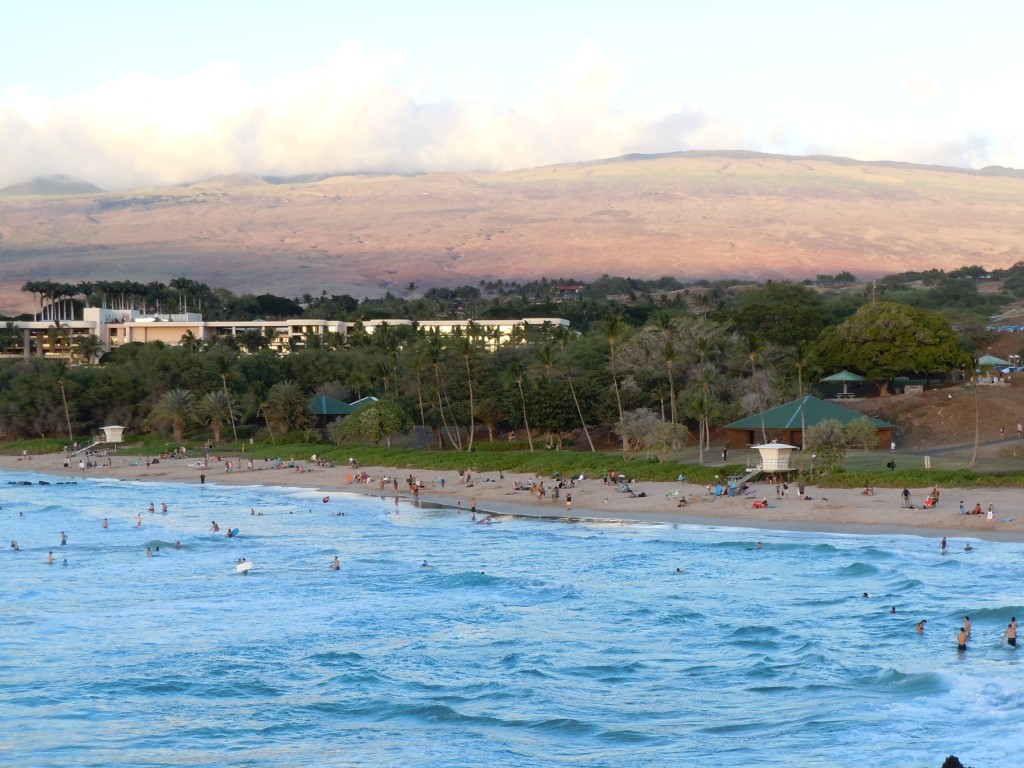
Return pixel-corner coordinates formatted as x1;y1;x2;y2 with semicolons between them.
330;556;340;570
964;543;973;552
421;560;430;568
226;529;234;538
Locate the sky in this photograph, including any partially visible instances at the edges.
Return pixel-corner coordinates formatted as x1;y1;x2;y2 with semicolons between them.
2;0;1023;190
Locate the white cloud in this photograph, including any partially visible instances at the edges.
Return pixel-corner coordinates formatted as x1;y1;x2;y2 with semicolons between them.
0;42;727;190
1;39;1021;191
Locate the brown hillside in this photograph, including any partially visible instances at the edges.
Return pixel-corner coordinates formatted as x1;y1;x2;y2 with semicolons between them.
3;151;1024;313
846;378;1024;450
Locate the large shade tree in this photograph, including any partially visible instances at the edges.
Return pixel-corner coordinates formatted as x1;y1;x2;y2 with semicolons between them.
811;301;963;395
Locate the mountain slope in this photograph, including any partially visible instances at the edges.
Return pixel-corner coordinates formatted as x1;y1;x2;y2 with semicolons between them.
1;152;1023;313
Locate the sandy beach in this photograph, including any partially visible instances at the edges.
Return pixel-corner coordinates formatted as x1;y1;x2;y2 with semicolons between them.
6;451;1024;543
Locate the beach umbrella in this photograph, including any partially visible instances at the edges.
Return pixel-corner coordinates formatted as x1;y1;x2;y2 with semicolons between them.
820;370;866;397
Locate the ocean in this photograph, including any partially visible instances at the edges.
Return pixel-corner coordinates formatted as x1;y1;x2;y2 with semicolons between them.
1;469;1018;767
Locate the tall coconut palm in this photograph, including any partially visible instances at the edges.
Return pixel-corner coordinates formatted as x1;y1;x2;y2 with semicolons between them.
507;360;534;451
151;388;195;444
555;328;595;452
746;339;769;444
212;352;239;442
600;313;627;456
457;333;478;452
427;329;461;449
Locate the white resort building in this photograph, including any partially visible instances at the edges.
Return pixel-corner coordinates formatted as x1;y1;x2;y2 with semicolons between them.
0;307;570;361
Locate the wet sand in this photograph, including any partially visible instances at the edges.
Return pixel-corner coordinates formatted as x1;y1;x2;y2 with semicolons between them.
5;452;1023;543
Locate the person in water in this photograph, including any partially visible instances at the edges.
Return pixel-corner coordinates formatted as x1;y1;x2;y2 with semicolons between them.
916;620;927;633
964;616;972;636
146;547;153;557
102;518;109;529
1005;622;1017;647
956;627;968;651
47;551;54;564
210;521;220;532
331;556;340;570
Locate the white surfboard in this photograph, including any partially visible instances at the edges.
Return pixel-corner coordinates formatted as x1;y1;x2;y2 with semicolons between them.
236;561;254;573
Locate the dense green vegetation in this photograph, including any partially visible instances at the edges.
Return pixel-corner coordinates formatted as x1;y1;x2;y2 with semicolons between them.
3;264;1024;472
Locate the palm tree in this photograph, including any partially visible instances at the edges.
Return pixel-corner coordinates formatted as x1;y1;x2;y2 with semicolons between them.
264;380;309;435
197;390;234;444
212;352;239;442
74;334;104;365
427;329;461;449
507;360;534;451
746;339;769;443
150;389;195;444
180;330;205;352
600;313;627;456
555;328;595;452
457;333;477;452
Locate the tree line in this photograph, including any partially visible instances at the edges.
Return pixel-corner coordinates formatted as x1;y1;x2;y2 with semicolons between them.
0;266;986;457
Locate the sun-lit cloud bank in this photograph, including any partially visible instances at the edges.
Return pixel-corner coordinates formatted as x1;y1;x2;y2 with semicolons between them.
0;41;1019;191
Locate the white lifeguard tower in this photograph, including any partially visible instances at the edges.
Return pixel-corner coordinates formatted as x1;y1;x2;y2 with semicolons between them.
732;443;799;485
100;425;125;445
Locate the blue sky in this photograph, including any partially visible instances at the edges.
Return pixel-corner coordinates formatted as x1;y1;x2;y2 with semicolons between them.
2;0;1021;189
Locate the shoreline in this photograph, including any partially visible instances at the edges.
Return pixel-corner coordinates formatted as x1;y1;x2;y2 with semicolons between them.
5;453;1024;543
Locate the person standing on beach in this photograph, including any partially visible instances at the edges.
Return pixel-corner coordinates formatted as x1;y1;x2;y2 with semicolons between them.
566;492;572;512
471;498;477;517
987;506;994;529
902;488;911;508
956;627;968;652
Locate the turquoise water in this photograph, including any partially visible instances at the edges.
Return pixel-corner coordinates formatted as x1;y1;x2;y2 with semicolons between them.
2;470;1019;767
